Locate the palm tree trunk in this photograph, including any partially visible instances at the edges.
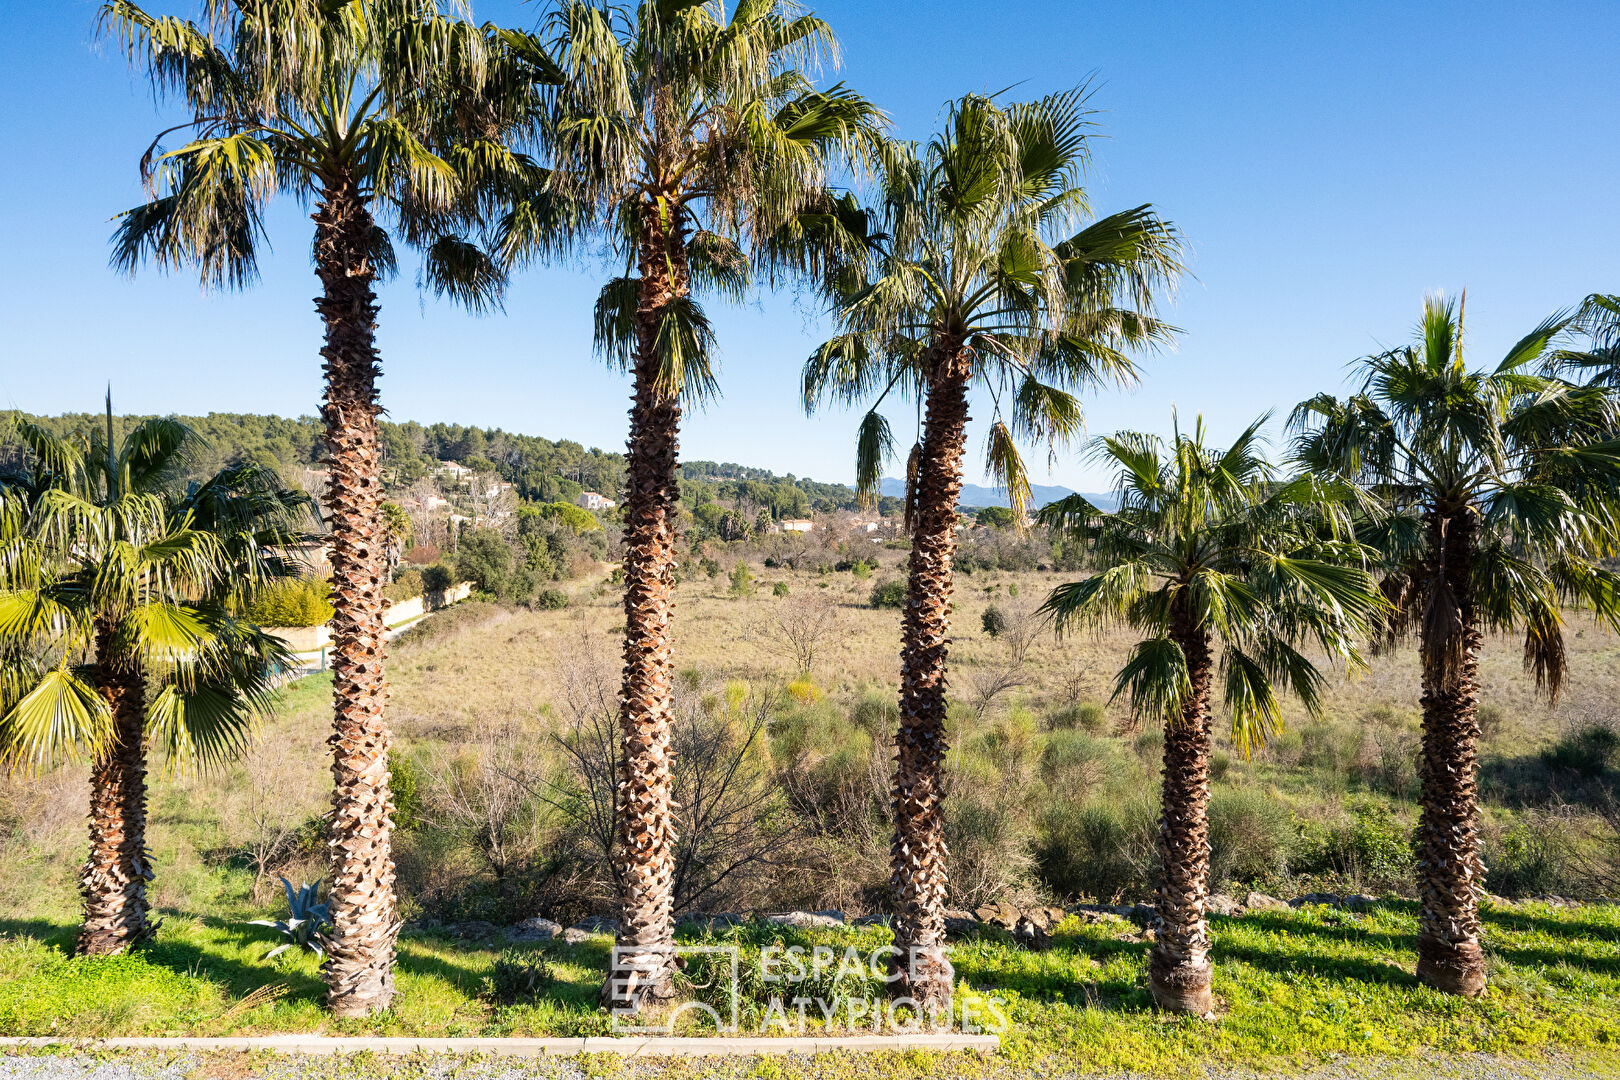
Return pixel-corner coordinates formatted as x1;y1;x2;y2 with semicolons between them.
313;174;399;1018
76;620;153;955
888;343;971;1012
1150;602;1215;1015
602;198;690;1012
1415;510;1486;995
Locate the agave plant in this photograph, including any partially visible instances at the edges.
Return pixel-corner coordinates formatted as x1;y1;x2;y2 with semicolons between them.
248;878;332;961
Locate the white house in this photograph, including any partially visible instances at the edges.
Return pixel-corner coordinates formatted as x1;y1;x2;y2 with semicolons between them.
780;518;814;533
578;491;617;511
436;460;473;481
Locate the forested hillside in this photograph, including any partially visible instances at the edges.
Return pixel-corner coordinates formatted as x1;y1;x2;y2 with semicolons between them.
0;410;881;513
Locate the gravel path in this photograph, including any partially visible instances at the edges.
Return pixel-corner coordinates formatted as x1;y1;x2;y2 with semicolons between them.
0;1051;1616;1080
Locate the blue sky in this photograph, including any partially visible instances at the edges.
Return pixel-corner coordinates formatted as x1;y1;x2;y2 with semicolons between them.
2;1;1616;490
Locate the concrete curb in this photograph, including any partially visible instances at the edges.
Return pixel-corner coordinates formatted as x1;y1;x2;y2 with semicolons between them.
0;1034;999;1058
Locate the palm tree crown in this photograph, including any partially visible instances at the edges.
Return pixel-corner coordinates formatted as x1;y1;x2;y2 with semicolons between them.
806;89;1181;519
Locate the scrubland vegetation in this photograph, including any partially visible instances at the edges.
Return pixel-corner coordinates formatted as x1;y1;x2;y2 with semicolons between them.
2;556;1618;1066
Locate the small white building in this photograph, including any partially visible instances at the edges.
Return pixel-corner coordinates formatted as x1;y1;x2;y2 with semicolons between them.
780;518;814;533
578;491;617;511
436;460;473;481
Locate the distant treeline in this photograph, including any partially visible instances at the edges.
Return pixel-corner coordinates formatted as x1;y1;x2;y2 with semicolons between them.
0;411;888;518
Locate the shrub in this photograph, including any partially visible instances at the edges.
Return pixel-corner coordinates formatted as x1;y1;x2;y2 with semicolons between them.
729;562;754;596
1542;721;1620;777
534;588;570;611
945;777;1036;908
1035;798;1157;902
1207;787;1294;889
981;604;1007;638
1046;702;1107;733
786;677;822;706
389;751;423;831
243;578;333;628
850;692;898;737
772;581;790;597
384;568;424;605
1039;730;1117;787
484;948;554;1005
700;557;722;579
1293;804;1415;892
869;579;906;609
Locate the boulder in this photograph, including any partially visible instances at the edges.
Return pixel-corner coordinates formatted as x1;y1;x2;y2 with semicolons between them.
1290;892;1341;908
507;916;561;942
1244;891;1288;911
1024;905;1067;931
1340;894;1377;911
972;901;1021;929
560;928;593;945
1012;915;1052;951
1125;902;1157;927
851;913;890;927
1205;894;1244;917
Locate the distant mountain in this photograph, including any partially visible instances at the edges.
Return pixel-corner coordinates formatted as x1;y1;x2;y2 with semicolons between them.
873;476;1116;511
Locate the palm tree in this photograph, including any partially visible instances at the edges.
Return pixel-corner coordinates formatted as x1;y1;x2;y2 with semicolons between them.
1039;415;1381;1015
490;0;882;1011
0;409;301;955
802;90;1181;1008
101;0;524;1013
1289;294;1620;995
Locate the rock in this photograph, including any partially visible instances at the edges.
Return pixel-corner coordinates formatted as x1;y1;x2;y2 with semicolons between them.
1290;892;1341;908
851;913;890;927
677;911;743;933
943;916;981;939
1011;916;1052;951
762;910;844;928
1243;891;1287;911
507;916;561;942
1125;902;1157;927
1024;905;1067;931
560;928;593;945
1340;894;1377;911
1482;894;1515;908
972;901;1021;929
1206;894;1244;917
568;916;618;934
1069;908;1123;925
451;920;499;940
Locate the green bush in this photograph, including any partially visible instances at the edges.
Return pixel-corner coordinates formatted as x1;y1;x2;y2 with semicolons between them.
534;588;569;611
729;562;753;596
1039;730;1118;786
243;578;333;627
483;948;555;1005
772;581;790;597
850;692;898;737
1542;722;1620;777
981;604;1007;637
389;751;423;831
1207;787;1295;889
384;568;424;604
1046;702;1108;733
1293;804;1415;892
1035;798;1157;902
869;579;907;609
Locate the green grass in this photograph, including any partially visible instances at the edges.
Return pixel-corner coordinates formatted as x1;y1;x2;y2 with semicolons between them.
1;900;1617;1075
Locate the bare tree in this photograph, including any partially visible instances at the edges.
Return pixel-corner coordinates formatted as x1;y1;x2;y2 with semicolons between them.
540;625;795;914
241;746;313;904
760;590;841;676
418;729;543;891
968;601;1042;719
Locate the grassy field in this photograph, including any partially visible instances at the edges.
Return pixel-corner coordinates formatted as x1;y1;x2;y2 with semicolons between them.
0;556;1617;1073
0;900;1617;1075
